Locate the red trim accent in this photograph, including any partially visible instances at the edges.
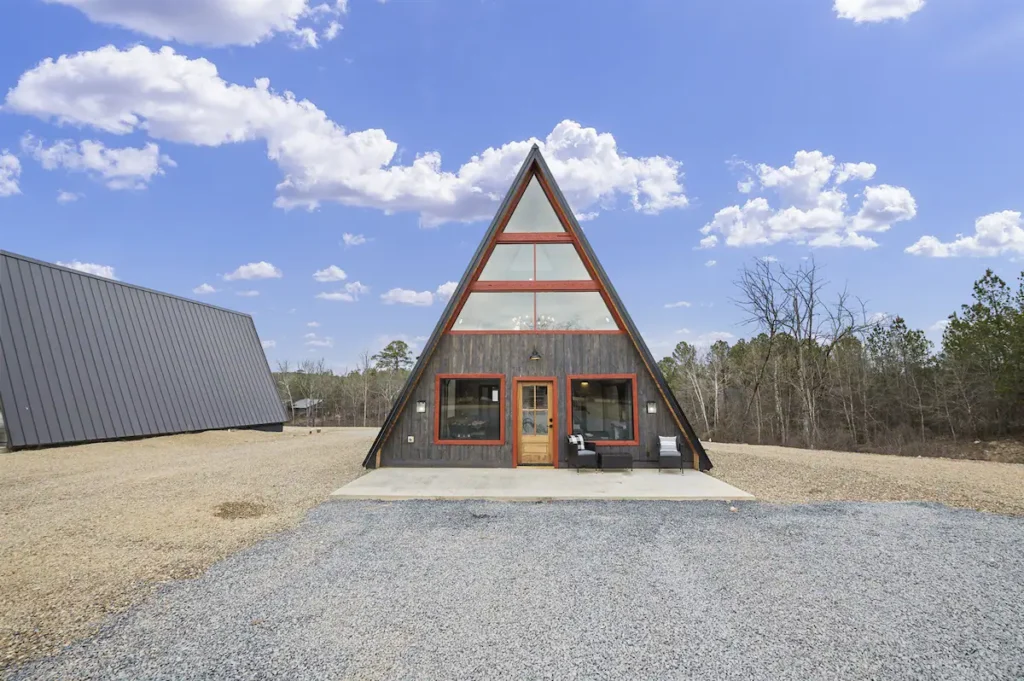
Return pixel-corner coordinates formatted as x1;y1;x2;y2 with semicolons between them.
470;281;600;292
449;330;624;336
496;233;573;243
512;377;558;468
565;374;640;446
434;374;506;446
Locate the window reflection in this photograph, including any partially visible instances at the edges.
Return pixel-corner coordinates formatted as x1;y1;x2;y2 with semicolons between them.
536;292;617;330
503;177;565;233
453;292;534;330
479;245;535;281
535;244;590;280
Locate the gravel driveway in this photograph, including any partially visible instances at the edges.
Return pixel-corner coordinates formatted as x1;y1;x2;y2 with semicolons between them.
11;500;1023;681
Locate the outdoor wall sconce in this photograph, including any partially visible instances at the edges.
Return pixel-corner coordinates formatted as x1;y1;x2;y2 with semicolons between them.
415;400;427;413
646;401;658;414
528;348;542;361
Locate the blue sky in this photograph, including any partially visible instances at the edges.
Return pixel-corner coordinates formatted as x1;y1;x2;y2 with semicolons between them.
1;0;1022;369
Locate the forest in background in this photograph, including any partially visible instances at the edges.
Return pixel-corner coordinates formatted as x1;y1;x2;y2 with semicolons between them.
272;264;1024;461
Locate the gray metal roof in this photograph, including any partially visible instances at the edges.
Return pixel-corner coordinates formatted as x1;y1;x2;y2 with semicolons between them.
0;250;286;449
290;398;322;409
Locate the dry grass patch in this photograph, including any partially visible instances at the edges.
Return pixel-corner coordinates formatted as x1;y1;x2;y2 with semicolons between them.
0;426;376;669
707;441;1024;516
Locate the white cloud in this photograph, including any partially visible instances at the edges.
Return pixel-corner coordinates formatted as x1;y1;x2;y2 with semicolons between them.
4;46;688;226
305;332;333;348
56;190;82;203
835;0;925;23
929;319;950;332
692;331;735;346
759;255;779;263
57;260;117;279
261;339;277;349
906;210;1024;258
236;289;260;297
316;280;368;301
664;301;692;309
835;162;877;184
43;0;348;48
323;20;342;41
223;261;282;280
737;178;755;194
307;321;320;327
0;152;21;197
342;232;367;247
22;134;173;190
313;265;347;282
193;283;216;294
435;281;458;301
674;328;692;335
701;151;916;250
850;184;917;233
381;288;434;306
705;260;717;267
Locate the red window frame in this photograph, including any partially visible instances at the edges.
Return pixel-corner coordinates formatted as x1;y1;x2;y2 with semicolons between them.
565;374;640;446
434;373;506;446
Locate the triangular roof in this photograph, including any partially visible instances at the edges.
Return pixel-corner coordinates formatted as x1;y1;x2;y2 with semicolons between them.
363;145;710;469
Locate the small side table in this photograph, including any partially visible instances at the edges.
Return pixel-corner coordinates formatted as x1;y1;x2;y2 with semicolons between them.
600;452;633;470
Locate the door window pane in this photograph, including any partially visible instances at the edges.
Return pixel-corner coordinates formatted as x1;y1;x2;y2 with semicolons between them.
503;176;565;233
570;378;635;441
438;377;502;441
454;292;535;330
535;244;590;281
479;245;535;281
536;292;617;330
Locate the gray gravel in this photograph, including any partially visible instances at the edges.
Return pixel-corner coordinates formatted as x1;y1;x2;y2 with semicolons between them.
10;501;1024;680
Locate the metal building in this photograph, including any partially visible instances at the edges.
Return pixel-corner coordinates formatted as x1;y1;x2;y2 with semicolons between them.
0;251;286;449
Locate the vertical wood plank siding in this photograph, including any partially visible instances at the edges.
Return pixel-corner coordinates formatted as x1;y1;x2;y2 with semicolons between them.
379;334;687;467
0;251;286;449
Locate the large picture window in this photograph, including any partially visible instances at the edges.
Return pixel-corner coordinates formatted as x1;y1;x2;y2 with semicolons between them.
435;375;505;444
568;376;638;443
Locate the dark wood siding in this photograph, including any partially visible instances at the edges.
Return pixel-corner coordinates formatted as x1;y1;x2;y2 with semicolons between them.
379;334;687;467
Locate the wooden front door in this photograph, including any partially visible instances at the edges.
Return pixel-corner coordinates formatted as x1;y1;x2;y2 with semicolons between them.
517;381;555;466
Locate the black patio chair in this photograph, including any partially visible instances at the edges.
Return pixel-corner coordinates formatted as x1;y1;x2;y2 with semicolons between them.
566;434;598;471
656;435;683;472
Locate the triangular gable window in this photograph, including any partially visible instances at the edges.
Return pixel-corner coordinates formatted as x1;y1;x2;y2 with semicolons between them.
446;160;624;333
502;176;565;233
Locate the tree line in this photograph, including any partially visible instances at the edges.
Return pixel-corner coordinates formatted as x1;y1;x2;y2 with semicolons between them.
271;261;1023;457
274;340;413;427
659;261;1024;455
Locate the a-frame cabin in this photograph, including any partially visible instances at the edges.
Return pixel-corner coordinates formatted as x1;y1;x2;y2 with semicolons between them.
363;146;711;471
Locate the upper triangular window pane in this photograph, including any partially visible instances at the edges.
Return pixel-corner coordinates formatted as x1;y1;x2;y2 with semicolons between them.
503;175;565;233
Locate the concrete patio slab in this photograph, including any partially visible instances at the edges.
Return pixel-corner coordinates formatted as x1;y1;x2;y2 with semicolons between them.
331;467;753;501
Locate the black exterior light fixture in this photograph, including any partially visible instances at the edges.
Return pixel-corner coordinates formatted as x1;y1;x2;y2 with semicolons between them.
528;348;542;361
646;401;658;414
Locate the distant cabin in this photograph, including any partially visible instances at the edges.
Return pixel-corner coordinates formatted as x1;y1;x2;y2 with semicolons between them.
363;147;711;471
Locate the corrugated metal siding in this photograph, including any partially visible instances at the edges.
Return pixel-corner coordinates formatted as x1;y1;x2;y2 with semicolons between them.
0;251;286;449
